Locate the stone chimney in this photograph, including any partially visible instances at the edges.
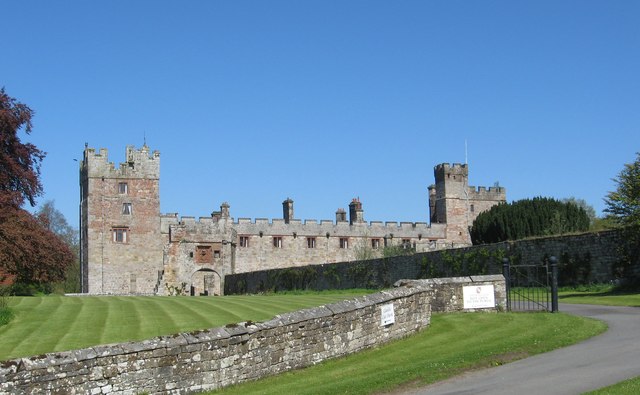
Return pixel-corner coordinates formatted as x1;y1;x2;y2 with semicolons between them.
349;198;364;224
283;198;294;224
220;202;230;218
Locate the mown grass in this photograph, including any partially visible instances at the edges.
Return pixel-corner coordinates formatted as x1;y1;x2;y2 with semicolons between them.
207;312;606;395
0;290;372;361
585;376;640;395
559;285;640;307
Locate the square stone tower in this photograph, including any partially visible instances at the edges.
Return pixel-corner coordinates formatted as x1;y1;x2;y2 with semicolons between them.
429;163;506;245
80;145;163;294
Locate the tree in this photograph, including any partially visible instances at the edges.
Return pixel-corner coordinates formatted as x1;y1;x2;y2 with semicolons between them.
604;152;640;227
36;200;80;292
0;89;73;289
604;153;640;287
0;88;45;208
36;200;78;248
470;197;590;244
562;197;597;226
0;208;73;284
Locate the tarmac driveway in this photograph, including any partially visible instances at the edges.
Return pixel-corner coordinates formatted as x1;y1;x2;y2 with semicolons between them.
402;303;640;395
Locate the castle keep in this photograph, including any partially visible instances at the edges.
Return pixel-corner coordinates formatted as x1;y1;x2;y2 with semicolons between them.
80;145;506;295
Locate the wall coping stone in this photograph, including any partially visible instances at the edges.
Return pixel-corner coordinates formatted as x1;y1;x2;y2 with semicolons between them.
0;276;507;394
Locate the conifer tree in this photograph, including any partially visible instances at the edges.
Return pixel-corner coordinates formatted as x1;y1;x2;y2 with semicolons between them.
470;197;590;244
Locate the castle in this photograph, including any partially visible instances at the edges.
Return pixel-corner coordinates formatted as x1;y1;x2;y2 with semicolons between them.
80;145;506;295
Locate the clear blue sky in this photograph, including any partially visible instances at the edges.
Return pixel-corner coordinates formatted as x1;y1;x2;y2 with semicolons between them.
3;1;639;228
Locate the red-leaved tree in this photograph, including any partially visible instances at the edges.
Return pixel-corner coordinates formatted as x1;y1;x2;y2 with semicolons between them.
0;88;73;285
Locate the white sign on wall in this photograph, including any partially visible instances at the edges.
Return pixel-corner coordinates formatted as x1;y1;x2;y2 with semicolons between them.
463;285;495;309
380;303;395;326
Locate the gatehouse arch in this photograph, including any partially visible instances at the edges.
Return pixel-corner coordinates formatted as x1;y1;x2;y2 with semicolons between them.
190;269;221;296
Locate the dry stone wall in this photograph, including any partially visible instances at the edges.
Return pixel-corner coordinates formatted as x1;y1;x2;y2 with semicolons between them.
395;275;507;312
1;286;435;394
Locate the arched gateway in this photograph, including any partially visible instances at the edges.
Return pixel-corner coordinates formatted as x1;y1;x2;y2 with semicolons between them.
190;269;221;296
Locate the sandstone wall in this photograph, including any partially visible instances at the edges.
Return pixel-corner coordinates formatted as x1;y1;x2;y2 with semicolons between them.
395;275;507;312
0;286;432;394
81;146;163;295
225;230;629;294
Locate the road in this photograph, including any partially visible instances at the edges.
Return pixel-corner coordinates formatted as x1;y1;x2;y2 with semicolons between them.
401;303;640;395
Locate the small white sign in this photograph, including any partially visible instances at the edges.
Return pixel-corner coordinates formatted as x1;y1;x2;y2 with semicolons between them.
380;303;395;326
463;285;495;309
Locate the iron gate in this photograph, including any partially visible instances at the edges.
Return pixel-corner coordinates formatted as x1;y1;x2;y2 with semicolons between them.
503;257;559;312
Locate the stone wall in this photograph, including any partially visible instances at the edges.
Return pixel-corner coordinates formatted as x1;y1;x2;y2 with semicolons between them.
225;230;629;294
396;275;507;313
232;218;450;272
81;145;163;295
0;276;505;394
0;288;427;394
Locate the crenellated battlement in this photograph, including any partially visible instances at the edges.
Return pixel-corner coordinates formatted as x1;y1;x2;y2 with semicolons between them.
434;163;468;183
161;214;226;231
82;145;160;179
435;163;468;172
231;215;441;238
468;185;507;199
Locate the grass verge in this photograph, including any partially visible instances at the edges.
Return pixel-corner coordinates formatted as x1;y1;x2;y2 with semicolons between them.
584;376;640;395
206;312;606;395
0;290;372;361
559;286;640;307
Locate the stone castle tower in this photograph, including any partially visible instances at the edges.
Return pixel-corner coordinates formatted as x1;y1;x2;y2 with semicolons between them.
80;145;163;294
428;163;506;244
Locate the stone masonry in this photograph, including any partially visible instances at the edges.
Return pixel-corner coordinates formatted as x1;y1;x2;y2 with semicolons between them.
80;145;506;295
0;275;505;394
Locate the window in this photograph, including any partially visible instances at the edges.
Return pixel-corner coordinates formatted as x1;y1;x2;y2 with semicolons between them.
470;204;475;213
371;238;380;249
273;237;283;248
339;238;349;249
122;203;132;215
118;182;128;195
239;236;250;248
307;237;316;248
402;239;411;249
112;227;128;243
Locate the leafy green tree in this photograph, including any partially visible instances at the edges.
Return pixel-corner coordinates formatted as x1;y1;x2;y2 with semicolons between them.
35;200;80;293
604;153;640;287
604;152;640;227
470;197;590;244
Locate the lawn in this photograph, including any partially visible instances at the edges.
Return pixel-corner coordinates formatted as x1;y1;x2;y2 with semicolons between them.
0;290;371;361
585;376;640;395
207;311;605;395
559;286;640;307
0;289;620;395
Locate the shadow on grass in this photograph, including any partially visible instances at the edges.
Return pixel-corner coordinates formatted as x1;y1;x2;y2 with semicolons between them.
559;290;638;299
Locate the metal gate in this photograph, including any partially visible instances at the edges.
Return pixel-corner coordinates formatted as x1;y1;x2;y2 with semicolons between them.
503;257;559;312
